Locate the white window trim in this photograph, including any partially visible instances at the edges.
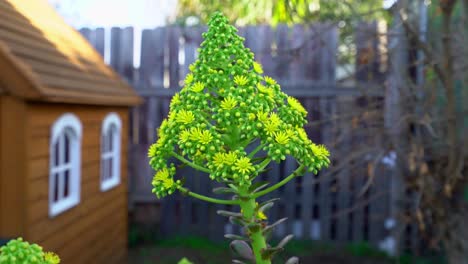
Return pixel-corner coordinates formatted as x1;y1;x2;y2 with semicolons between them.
100;113;122;192
49;113;82;217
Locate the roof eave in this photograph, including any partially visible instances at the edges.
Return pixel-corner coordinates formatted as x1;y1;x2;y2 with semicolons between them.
0;42;44;100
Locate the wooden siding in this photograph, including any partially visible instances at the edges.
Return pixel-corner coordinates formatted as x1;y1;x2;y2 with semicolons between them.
24;103;129;264
0;0;140;106
0;96;26;237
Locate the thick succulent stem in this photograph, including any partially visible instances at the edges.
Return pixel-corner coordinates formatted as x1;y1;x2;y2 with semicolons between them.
239;188;270;264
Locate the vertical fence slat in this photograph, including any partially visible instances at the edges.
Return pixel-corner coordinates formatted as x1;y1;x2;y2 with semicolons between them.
258;25;273;75
110;27;134;81
274;24;290;82
283;157;297;237
182;27;198;78
352;169;365;242
289;25;305;85
140;28;166;89
320;24;338;82
267;162;281;236
336;100;352;242
368;164;387;245
140;28;166;145
79;28;91;43
93;28;106;58
168;26;181;89
79;28;105;58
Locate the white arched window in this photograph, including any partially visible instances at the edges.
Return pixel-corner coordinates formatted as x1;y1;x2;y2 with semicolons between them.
100;113;122;191
49;113;82;217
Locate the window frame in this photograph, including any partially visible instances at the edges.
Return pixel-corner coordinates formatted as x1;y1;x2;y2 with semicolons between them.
100;113;122;192
49;113;82;217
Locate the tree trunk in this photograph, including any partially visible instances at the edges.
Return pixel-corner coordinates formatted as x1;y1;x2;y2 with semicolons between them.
444;206;468;264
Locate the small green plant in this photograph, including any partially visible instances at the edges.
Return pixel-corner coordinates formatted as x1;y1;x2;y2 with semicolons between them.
148;12;330;264
178;258;194;264
0;238;60;264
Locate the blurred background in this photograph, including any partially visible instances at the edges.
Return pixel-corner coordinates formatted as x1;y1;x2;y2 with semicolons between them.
52;0;467;263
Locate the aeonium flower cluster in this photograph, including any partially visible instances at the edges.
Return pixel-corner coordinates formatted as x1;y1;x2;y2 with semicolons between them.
0;238;60;264
148;12;330;198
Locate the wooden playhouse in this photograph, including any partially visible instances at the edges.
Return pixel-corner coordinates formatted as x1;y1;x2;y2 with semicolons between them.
0;0;141;263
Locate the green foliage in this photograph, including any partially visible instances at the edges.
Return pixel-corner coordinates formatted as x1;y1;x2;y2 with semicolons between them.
345;241;388;258
156;236;228;253
178;257;194;264
0;238;60;264
176;0;389;26
398;253;446;264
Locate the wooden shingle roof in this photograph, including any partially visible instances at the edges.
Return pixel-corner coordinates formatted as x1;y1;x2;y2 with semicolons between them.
0;0;141;106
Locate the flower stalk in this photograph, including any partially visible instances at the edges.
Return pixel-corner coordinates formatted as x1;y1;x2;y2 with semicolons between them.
238;189;270;264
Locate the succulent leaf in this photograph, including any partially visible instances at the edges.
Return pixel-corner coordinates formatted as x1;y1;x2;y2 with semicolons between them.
230;240;254;261
285;256;300;264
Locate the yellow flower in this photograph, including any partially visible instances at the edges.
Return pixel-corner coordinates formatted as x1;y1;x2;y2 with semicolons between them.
44;252;60;264
253;61;263;74
167;111;176;122
296;127;309;142
148;143;157;157
185;73;194;84
287;96;307;115
154;168;175;189
264;76;277;85
264;123;279;135
194;149;203;158
274;131;292;145
224;152;238;165
155;168;170;181
179;129;191;143
255;203;268;220
257;83;274;97
234;75;248;86
220;96;238;110
262;113;282;135
162;178;175;189
257;111;269;123
189;63;196;72
170;93;181;109
191;82;205;92
248;113;256;120
175;110;195;124
189;127;203;141
198;130;213;145
269;112;281;125
264;114;281;135
158;119;168;137
257;210;267;220
212;152;226;168
311;144;330;159
233;156;254;174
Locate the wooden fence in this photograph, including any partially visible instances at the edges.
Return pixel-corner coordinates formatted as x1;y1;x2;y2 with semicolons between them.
80;23;417;253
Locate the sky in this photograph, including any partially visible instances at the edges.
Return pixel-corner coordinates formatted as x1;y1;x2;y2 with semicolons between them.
50;0;398;28
48;0;178;28
48;0;398;66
